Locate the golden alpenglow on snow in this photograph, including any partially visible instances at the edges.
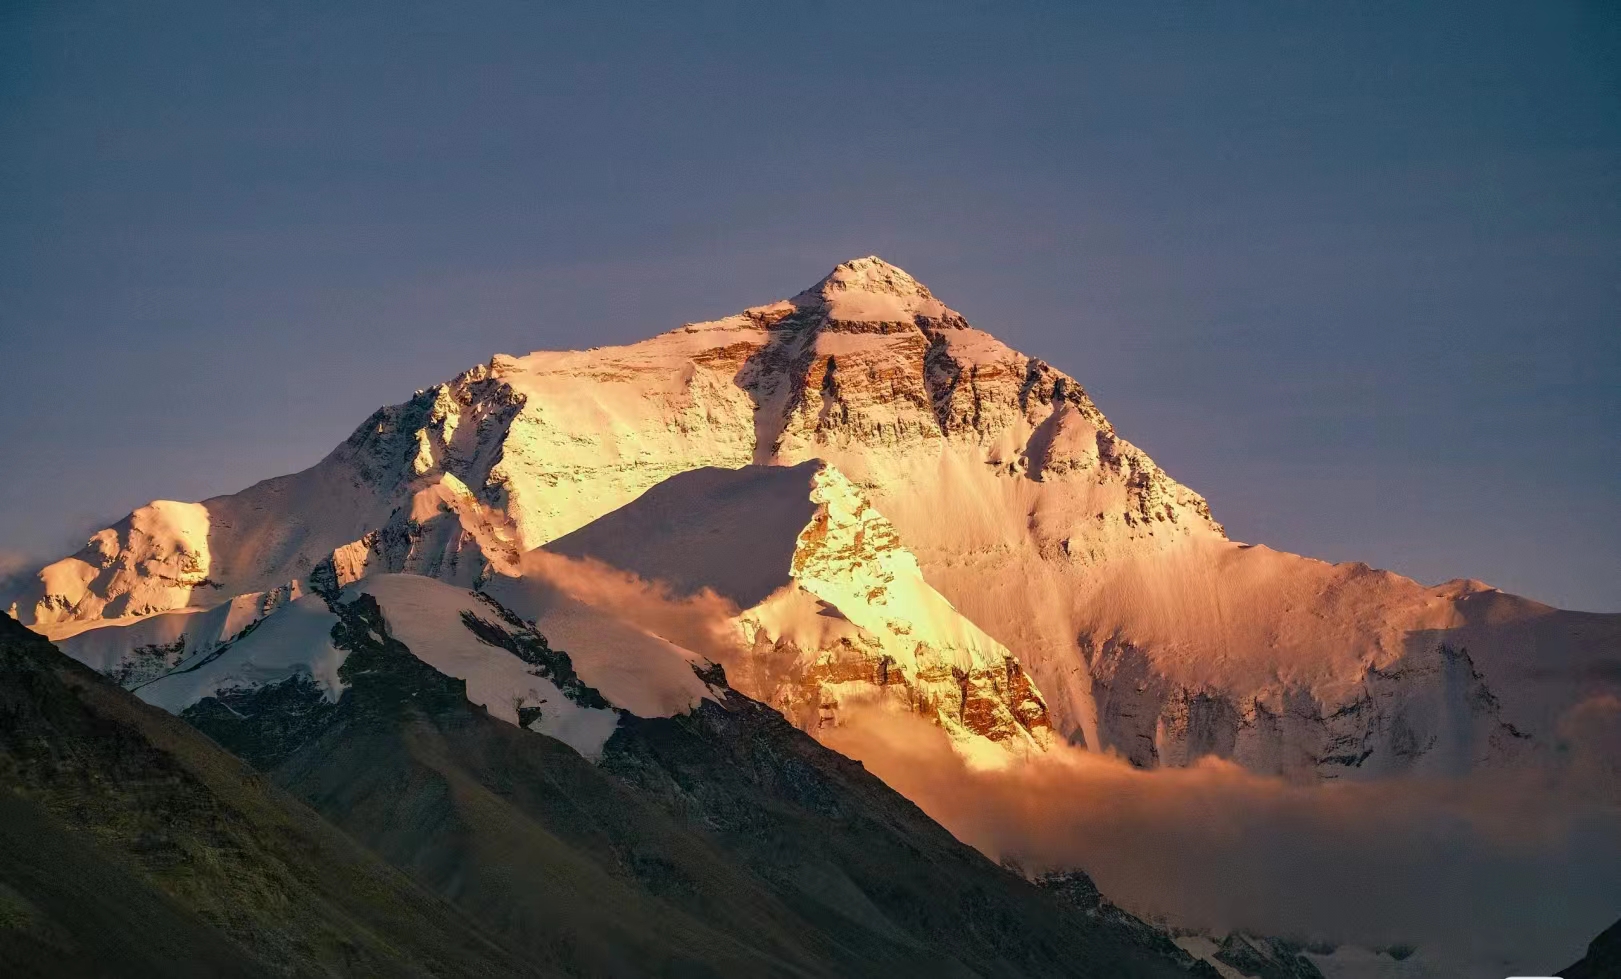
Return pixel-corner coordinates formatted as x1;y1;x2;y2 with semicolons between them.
9;7;1620;977
20;258;1615;783
5;259;1619;979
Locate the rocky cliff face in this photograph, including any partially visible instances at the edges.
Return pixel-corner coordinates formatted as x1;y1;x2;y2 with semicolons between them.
543;460;1054;761
17;257;1619;781
1087;634;1534;779
741;259;1216;535
735;464;1057;757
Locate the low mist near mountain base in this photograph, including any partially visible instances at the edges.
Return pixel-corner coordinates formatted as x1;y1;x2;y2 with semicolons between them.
824;700;1621;974
500;550;1621;972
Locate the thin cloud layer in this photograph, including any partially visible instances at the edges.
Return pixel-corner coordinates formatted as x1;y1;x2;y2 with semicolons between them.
515;550;745;668
824;701;1621;974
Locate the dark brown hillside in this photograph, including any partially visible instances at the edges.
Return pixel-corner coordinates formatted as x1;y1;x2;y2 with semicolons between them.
0;611;540;978
186;591;1207;978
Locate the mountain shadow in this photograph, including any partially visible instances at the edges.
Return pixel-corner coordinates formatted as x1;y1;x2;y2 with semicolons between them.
544;462;819;607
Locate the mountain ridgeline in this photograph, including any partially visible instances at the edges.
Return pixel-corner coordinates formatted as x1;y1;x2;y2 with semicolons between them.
15;257;1618;781
2;257;1618;975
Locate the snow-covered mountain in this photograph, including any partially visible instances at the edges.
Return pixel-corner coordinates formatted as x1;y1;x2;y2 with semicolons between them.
14;257;1619;781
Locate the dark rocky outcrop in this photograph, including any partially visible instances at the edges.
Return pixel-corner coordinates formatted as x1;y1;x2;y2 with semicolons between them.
1211;933;1327;979
1561;916;1621;979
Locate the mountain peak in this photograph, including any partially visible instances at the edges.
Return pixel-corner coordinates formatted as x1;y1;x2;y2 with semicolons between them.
816;256;933;299
793;256;949;323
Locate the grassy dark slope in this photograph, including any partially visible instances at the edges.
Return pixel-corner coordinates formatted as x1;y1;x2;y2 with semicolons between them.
191;593;1202;978
0;612;541;978
0;790;263;979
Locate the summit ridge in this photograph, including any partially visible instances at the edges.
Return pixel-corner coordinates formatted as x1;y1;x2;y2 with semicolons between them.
804;255;934;298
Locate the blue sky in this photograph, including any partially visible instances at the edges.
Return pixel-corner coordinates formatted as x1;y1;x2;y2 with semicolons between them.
2;1;1617;609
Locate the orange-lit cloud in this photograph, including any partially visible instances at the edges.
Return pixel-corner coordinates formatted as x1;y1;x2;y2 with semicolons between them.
824;699;1621;972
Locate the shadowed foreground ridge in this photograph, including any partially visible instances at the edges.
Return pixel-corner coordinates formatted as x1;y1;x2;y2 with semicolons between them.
183;592;1205;977
1561;916;1621;979
0;611;534;978
1;604;1207;977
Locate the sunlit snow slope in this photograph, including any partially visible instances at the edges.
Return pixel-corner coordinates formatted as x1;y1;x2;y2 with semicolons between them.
115;573;718;760
16;257;1619;779
544;460;1055;764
